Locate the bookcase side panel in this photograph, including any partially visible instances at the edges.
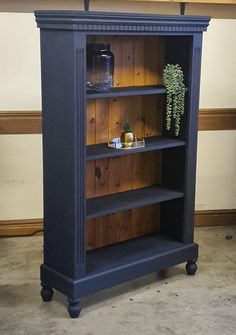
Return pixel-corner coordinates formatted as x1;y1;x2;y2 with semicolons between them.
40;30;86;278
183;33;204;244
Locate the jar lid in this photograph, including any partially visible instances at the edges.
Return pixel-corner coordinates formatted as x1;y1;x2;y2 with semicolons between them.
94;43;110;51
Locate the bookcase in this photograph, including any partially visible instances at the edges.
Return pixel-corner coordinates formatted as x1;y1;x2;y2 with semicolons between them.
35;11;210;318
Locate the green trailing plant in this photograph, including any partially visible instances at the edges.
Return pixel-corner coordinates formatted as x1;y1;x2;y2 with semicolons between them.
122;120;133;133
163;64;186;136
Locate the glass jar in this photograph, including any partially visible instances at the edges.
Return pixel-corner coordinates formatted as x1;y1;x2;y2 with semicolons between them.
86;43;94;89
92;43;114;91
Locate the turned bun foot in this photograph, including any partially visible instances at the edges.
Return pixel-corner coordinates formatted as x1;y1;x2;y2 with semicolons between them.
40;284;54;302
67;298;81;318
186;260;197;276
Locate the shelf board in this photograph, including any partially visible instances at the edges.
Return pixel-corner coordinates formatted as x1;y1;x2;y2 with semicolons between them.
87;185;183;219
86;85;166;99
87;234;185;275
87;136;186;160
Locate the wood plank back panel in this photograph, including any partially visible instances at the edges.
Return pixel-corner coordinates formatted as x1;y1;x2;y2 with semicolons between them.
86;100;96;250
86;36;164;250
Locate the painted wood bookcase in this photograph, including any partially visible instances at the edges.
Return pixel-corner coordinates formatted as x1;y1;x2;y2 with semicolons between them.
35;11;210;318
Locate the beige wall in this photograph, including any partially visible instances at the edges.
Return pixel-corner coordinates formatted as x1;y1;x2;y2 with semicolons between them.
200;19;236;108
0;6;236;220
196;131;236;210
0;135;43;220
197;18;236;210
0;1;236;18
0;13;41;111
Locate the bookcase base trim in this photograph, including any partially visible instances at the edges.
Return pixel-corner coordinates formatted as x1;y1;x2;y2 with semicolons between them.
41;242;198;300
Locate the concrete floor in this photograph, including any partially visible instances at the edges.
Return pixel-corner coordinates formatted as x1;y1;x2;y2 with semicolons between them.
0;226;236;335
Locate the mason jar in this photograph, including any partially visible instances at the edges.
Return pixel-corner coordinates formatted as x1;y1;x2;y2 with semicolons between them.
92;43;114;91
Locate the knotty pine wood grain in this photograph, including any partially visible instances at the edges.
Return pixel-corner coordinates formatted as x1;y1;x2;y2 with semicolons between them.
107;212;121;244
94;216;108;248
87;219;95;251
86;36;164;250
132;39;159;238
94;99;109;247
119;37;135;240
86;100;96;250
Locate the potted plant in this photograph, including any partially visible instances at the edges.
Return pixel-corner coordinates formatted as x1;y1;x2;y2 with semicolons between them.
163;63;186;136
120;120;134;147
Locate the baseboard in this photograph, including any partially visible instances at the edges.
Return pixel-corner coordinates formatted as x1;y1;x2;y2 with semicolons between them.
0;219;43;237
195;209;236;227
1;210;235;237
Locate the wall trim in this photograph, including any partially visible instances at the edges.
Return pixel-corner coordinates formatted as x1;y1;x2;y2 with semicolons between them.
0;210;235;237
1;108;236;134
0;111;42;134
132;0;236;4
198;108;236;131
0;219;43;237
195;209;236;227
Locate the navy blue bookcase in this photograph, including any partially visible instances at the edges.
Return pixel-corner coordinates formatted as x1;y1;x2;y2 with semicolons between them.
35;11;210;318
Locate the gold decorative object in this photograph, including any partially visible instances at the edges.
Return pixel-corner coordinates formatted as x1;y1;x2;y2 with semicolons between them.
108;137;145;150
120;132;134;147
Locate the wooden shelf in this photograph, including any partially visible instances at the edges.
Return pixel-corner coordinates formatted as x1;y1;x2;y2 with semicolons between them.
87;136;186;160
87;185;183;219
87;234;186;275
86;85;166;99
